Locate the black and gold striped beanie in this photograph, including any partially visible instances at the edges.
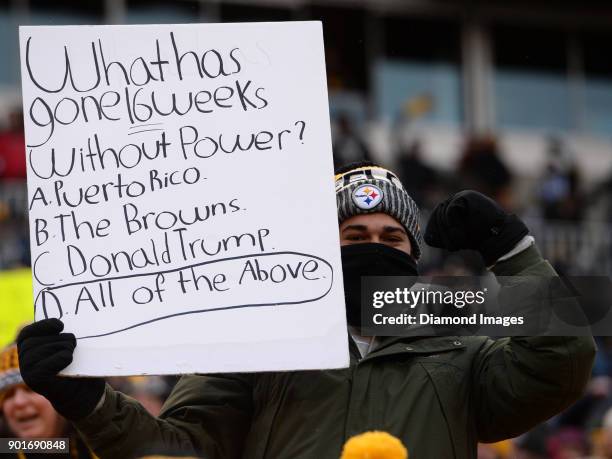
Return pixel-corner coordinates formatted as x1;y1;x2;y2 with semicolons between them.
335;164;423;259
0;344;22;403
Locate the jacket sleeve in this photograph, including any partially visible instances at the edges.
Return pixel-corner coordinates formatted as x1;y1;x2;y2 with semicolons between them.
73;373;254;459
472;244;596;442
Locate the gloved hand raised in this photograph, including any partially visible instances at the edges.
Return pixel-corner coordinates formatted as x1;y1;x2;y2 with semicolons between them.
17;318;105;420
424;190;528;266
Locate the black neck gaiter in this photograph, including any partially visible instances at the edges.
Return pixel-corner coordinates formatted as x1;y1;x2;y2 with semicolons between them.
341;243;418;327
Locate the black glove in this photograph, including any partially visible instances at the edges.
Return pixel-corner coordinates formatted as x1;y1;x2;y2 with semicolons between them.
424;190;529;266
17;319;105;420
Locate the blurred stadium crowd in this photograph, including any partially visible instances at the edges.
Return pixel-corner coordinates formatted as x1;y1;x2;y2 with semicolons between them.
2;0;612;458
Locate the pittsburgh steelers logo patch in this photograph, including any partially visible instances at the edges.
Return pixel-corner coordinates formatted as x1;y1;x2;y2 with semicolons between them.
352;184;384;210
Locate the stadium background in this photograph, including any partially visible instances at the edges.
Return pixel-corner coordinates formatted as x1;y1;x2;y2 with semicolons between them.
1;1;612;457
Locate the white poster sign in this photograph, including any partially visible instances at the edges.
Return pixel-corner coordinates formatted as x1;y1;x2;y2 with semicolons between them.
19;22;349;375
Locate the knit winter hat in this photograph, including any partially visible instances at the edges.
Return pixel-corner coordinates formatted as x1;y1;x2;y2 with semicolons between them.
0;344;22;403
335;163;423;259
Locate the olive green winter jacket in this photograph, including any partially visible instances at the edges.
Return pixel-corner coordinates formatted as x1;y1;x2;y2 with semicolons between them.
74;245;596;459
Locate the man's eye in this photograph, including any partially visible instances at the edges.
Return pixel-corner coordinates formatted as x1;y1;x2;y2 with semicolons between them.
345;234;366;241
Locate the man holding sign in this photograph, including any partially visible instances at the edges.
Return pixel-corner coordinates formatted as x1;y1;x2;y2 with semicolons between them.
18;161;595;458
16;21;594;459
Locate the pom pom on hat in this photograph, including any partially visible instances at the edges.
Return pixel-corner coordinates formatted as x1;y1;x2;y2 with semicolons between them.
0;344;23;403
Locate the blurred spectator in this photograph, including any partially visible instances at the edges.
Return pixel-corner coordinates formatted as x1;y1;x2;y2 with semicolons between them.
397;139;439;207
458;134;513;209
107;375;174;417
514;424;551;459
124;376;171;417
588;164;612;224
332;114;371;169
539;137;584;222
593;338;612;381
0;109;26;179
478;444;500;459
597;407;612;458
0;343;96;458
546;427;590;459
